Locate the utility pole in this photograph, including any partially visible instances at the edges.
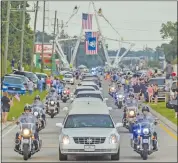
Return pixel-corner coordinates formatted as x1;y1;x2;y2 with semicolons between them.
20;1;26;71
56;18;59;35
51;10;57;74
4;0;11;75
41;1;46;72
30;1;39;71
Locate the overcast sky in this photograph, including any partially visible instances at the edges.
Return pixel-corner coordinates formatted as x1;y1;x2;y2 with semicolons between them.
28;1;177;51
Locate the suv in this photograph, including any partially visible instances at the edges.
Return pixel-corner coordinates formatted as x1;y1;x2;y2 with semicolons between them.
147;77;166;101
13;70;38;88
56;101;122;161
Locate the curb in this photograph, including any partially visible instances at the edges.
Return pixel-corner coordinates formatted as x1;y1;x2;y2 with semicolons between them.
2;120;16;131
145;104;177;133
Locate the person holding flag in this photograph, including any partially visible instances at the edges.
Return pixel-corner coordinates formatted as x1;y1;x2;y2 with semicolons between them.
1;92;13;125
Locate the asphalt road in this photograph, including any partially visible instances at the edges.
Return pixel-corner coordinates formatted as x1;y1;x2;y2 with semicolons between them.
1;80;177;162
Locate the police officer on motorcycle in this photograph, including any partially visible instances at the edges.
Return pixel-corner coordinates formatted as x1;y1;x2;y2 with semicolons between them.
31;95;46;122
46;87;60;113
135;106;158;150
14;104;40;151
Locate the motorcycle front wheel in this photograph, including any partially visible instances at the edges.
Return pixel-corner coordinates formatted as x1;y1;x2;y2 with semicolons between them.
23;144;29;160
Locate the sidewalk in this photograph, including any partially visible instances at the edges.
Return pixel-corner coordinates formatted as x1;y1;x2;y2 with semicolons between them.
144;104;177;132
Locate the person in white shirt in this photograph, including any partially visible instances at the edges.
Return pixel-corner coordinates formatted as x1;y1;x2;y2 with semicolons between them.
28;80;34;95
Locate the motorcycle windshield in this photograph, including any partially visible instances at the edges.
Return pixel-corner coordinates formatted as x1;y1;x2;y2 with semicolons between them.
20;123;33;130
138;121;151;129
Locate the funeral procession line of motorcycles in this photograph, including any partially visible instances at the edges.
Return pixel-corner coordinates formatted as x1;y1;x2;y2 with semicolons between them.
13;72;158;161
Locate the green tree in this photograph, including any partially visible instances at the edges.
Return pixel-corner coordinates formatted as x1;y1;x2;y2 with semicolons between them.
1;1;33;75
160;21;177;62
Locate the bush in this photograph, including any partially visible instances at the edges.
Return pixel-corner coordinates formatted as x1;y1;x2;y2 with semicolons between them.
7;90;48;121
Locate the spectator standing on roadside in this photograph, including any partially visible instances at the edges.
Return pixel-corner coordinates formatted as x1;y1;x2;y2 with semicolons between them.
165;61;173;79
38;77;43;92
28;79;34;95
153;83;158;104
1;92;13;125
173;89;178;118
147;84;153;103
46;77;51;91
11;59;15;71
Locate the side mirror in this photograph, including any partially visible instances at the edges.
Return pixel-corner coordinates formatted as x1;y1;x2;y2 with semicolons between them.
107;107;112;110
56;123;63;128
115;122;123;128
62;107;68;111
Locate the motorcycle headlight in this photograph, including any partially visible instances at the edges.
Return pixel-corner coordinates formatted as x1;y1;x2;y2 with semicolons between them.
129;110;135;116
50;101;55;105
109;134;117;144
63;91;66;94
111;87;115;91
34;111;38;116
118;95;123;98
62;135;70;145
143;128;149;134
23;129;30;135
137;129;141;134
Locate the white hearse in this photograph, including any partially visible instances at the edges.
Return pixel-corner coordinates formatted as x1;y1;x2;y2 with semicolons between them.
56;101;123;161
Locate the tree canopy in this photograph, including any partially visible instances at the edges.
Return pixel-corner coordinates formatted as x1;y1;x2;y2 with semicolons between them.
1;1;33;66
159;21;177;62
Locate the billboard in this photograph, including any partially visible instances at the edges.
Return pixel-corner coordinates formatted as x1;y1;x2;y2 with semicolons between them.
35;44;56;54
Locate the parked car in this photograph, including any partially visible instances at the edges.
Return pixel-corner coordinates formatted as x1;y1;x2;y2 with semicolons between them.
146;77;166;101
13;70;38;88
4;74;30;90
2;76;26;95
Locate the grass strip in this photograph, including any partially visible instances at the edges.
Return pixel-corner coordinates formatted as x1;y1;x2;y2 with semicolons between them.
7;91;48;121
148;102;177;125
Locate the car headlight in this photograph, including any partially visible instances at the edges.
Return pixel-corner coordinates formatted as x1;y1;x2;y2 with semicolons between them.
119;94;123;98
50;101;55;105
21;87;25;90
143;128;149;134
62;135;70;145
129;110;135;116
23;129;30;135
109;134;117;144
70;79;73;81
34;111;38;116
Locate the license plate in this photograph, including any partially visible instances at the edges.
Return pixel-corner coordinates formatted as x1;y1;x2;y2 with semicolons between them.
23;139;29;143
143;139;149;143
84;145;95;151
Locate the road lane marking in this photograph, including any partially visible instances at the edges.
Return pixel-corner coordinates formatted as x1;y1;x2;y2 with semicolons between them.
159;123;177;140
1;125;17;138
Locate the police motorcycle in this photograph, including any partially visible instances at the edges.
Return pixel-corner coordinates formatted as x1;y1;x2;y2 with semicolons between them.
61;88;70;103
114;89;125;109
122;100;139;132
46;96;59;118
131;119;158;160
57;85;64;97
14;105;42;160
31;105;46;131
108;84;117;97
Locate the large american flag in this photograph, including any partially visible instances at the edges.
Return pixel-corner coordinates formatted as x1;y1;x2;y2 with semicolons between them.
82;13;93;29
85;32;98;55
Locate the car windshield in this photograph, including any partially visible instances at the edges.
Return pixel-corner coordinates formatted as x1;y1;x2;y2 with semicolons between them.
149;79;165;86
76;93;103;100
36;74;47;79
64;74;72;78
83;85;99;90
74;89;95;95
4;77;23;84
64;114;114;128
